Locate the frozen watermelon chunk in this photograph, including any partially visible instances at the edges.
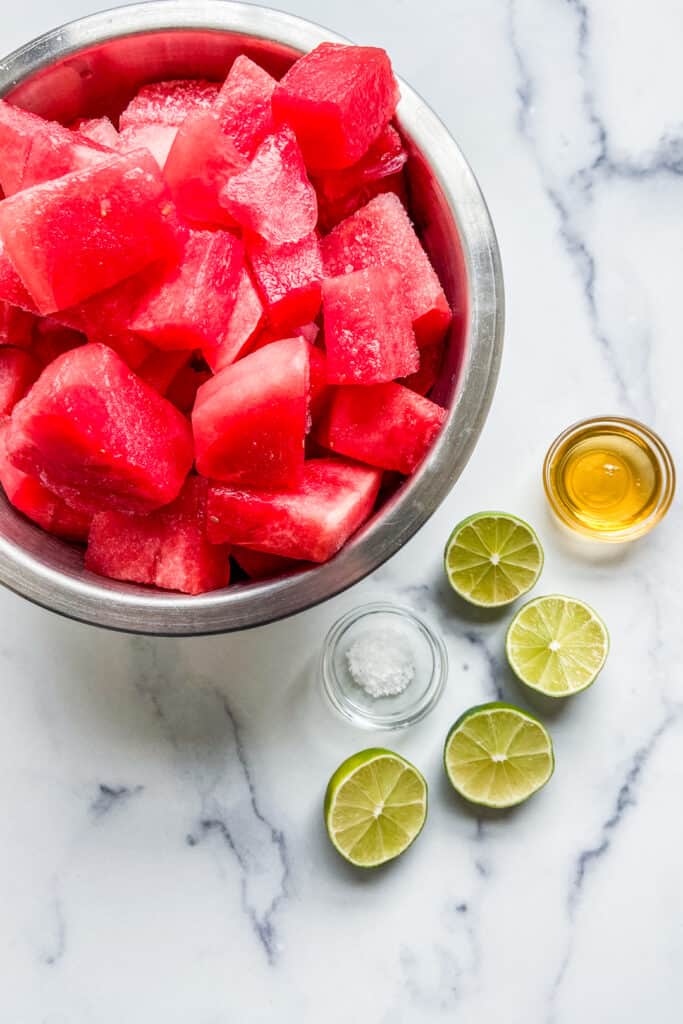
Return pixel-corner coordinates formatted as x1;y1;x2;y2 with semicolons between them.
164;110;247;226
316;382;447;474
130;229;243;351
321;192;451;346
221;128;317;245
0;347;41;415
247;231;323;328
232;546;306;580
213;56;277;158
6;343;193;513
31;320;85;366
0;239;37;312
166;362;212;413
272;43;399;170
0;422;91;541
118;123;179;170
203;267;264;372
85;475;230;595
0;150;180;314
137;348;191;395
400;338;446;396
0;300;34;349
74;116;120;148
322;265;419;384
206;457;382;562
119;79;220;129
0;100;110;196
193;336;310;490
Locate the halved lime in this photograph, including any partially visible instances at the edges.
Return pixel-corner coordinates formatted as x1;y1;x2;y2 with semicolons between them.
444;702;554;808
506;594;609;697
324;749;428;868
444;512;544;607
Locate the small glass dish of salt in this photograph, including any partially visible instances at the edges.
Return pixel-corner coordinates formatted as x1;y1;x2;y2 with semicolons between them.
321;603;448;730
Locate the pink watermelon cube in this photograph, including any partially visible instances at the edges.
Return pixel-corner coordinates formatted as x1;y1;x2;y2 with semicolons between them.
0;150;180;314
164;110;247;226
85;476;230;595
247;230;323;328
221;128;317;245
202;266;264;372
118;123;179;170
0;422;92;541
322;265;419;384
74;116;120;148
316;382;447;475
0;100;110;196
119;79;221;129
6;343;193;513
207;457;382;562
400;338;445;396
213;56;277;159
232;546;307;580
0;300;34;349
130;229;243;351
321;192;451;346
272;43;399;170
193;336;310;490
0;347;41;415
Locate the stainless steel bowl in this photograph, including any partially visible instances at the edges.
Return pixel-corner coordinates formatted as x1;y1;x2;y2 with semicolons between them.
0;1;504;635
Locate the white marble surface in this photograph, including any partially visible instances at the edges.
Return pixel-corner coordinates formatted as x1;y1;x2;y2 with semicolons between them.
2;1;683;1021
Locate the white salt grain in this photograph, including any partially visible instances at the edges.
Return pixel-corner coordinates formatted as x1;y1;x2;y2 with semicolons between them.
346;628;415;698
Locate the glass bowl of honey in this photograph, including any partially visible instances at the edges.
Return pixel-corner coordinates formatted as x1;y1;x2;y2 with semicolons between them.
543;416;675;542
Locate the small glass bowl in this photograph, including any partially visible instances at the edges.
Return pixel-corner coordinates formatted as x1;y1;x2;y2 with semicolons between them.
321;602;448;730
543;416;675;543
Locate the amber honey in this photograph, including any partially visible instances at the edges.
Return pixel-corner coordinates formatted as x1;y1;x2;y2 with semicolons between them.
543;417;675;541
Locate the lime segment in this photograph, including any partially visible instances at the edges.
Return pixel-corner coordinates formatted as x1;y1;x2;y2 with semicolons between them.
506;594;609;696
444;702;554;808
324;748;428;867
444;512;543;607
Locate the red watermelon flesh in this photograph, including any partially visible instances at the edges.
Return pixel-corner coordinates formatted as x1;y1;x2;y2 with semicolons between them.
206;457;382;562
308;344;330;425
246;319;319;355
0;421;91;541
193;336;310;490
85;475;230;595
0;149;181;314
400;338;446;396
164;109;247;226
0;300;34;348
0;347;41;415
232;546;307;580
119;79;220;129
322;265;419;384
221;128;317;246
313;126;406;203
213;56;277;159
75;117;120;148
6;342;194;513
316;382;447;475
137;348;191;395
118;123;179;170
272;43;399;171
31;320;85;366
320;192;451;346
130;229;243;351
166;362;212;413
0;239;37;312
247;230;323;329
203;266;264;372
0;100;110;196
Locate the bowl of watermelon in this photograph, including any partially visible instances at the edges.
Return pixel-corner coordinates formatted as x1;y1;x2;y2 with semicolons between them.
0;1;503;635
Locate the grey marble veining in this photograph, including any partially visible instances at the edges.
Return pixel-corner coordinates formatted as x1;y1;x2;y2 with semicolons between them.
1;1;682;1021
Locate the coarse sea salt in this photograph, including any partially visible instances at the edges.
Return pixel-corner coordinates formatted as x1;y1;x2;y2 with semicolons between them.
346;627;415;698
